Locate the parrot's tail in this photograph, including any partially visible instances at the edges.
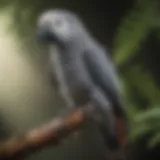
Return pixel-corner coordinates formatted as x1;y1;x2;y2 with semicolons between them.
107;116;128;160
95;109;127;160
90;88;128;159
97;118;127;160
114;116;127;148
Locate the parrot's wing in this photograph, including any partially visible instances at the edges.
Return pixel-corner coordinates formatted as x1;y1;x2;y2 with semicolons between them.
82;48;127;147
82;48;122;110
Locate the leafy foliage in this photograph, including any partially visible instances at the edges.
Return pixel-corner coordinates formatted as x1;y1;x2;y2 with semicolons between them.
113;0;160;148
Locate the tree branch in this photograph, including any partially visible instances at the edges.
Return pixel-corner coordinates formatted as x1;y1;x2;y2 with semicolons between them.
0;107;90;160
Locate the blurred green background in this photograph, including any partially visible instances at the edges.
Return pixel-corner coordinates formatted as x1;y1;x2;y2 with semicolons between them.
0;0;159;160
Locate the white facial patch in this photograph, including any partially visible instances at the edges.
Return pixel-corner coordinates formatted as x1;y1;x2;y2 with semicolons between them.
51;15;71;38
37;11;73;41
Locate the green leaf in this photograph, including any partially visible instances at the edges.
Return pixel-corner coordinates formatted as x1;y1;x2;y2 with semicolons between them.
113;1;159;66
134;107;160;122
148;132;160;148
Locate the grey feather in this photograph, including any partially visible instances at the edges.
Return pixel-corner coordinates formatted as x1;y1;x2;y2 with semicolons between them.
36;9;128;155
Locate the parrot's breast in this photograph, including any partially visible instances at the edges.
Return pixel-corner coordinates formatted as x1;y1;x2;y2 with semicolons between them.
51;47;93;106
63;64;91;106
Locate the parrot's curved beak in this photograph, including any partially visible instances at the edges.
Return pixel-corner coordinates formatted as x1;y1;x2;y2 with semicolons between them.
36;27;55;44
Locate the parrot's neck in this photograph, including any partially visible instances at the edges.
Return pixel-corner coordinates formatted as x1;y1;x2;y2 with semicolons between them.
53;24;103;58
58;33;98;55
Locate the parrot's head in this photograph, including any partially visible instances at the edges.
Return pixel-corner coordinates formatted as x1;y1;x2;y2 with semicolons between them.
36;9;88;46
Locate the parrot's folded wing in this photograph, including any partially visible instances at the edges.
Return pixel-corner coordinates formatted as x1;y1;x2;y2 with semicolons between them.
82;49;121;106
82;49;127;147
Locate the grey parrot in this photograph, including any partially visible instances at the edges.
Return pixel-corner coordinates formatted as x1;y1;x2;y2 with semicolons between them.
36;9;128;159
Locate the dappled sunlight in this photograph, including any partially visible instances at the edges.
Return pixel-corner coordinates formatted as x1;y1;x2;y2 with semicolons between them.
0;11;54;132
